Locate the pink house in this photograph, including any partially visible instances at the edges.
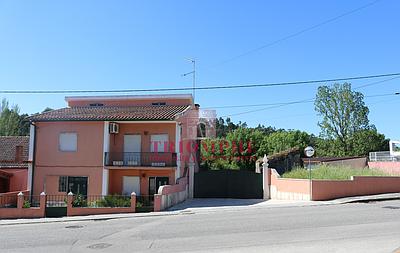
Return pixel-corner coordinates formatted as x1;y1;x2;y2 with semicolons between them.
28;94;198;197
0;136;29;193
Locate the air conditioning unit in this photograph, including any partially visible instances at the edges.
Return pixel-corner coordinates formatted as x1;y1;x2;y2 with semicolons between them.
109;123;119;134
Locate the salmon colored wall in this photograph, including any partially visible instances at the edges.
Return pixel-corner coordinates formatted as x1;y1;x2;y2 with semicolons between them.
270;169;310;194
108;123;176;153
33;166;103;196
35;122;104;167
68;98;192;107
108;168;175;195
312;176;400;200
7;168;28;192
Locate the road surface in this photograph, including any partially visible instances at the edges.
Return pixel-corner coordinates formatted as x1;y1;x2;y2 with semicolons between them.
1;199;399;253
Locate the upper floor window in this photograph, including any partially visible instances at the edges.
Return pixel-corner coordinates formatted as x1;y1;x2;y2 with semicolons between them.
59;132;77;152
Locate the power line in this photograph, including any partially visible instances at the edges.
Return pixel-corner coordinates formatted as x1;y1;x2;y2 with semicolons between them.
218;92;399;118
206;0;382;69
1;72;399;94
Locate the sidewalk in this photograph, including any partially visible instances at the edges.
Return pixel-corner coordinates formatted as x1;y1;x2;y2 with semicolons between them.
1;193;399;226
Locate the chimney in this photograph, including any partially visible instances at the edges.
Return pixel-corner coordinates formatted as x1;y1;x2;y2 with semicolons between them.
15;146;23;163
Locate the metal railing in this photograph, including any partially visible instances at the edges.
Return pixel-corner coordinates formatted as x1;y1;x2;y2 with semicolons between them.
104;152;177;167
0;195;17;208
369;151;400;162
136;195;154;213
46;195;68;207
23;195;41;208
72;195;132;208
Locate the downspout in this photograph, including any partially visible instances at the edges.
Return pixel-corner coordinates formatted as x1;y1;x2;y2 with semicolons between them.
30;122;37;195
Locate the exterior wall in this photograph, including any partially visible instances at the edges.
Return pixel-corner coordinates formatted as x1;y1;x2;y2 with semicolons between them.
6;168;28;192
108;122;176;153
312;176;400;200
368;162;400;175
0;192;45;219
108;168;175;195
324;157;368;169
68;97;192;107
269;169;310;201
34;167;103;196
33;121;104;195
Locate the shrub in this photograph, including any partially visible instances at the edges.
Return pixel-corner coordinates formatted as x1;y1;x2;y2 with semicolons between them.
72;194;87;207
22;200;31;208
95;195;131;208
282;165;390;180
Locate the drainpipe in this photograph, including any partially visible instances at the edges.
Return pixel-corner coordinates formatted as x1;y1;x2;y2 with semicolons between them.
29;122;37;195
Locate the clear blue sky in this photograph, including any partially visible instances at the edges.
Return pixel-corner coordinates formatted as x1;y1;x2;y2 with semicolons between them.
0;1;399;139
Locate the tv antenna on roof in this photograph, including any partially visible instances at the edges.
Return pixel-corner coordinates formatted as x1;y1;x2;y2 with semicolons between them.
182;58;196;102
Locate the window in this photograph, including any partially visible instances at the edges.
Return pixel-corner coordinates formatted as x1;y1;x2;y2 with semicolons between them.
150;134;169;152
59;176;67;192
59;133;77;152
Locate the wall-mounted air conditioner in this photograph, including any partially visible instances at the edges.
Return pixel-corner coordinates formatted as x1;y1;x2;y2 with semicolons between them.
109;123;119;134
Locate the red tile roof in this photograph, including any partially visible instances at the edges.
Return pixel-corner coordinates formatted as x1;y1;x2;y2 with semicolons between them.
0;136;29;168
28;105;191;122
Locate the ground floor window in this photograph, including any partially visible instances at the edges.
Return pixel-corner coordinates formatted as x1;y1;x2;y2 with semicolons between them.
58;176;88;195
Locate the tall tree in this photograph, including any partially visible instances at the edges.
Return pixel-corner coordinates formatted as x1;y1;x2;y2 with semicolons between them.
315;83;370;154
0;99;22;136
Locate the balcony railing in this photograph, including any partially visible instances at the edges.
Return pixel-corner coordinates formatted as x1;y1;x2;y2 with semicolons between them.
105;152;177;167
369;151;400;162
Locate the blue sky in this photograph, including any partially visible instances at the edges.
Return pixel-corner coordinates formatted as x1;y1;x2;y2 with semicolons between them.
0;0;399;139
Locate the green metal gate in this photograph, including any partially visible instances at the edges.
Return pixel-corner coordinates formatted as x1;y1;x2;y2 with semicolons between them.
45;195;67;217
194;170;263;199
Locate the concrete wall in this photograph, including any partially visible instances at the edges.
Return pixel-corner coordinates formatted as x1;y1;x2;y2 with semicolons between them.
269;169;310;201
368;162;400;175
268;168;400;201
0;192;45;219
154;177;188;211
312;176;400;200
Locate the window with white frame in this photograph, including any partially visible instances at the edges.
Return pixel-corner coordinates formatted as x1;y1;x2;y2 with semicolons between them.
59;132;78;152
150;134;169;152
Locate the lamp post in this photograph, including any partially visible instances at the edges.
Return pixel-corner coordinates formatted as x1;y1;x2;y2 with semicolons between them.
304;146;315;200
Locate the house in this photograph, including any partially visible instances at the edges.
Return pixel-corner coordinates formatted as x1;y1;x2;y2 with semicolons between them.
0;136;29;193
28;94;199;197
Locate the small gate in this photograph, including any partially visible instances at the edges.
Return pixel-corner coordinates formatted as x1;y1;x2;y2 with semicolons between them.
45;195;67;217
194;170;263;199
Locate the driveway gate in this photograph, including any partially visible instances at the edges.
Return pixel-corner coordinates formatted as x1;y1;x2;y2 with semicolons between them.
194;170;263;199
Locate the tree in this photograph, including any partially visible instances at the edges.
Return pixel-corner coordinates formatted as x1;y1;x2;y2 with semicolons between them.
350;127;389;156
0;99;22;136
258;130;312;156
315;83;370;154
215;117;247;137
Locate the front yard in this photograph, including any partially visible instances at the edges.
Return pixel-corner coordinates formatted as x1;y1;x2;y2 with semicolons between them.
282;165;390;180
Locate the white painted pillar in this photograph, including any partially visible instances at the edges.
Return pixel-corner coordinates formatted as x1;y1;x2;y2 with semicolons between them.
175;123;181;182
262;155;271;200
102;121;110;195
27;124;35;191
188;155;195;199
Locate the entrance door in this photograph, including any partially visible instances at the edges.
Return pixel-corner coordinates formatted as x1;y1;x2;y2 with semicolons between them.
124;135;141;166
122;176;140;195
68;177;88;196
148;177;169;195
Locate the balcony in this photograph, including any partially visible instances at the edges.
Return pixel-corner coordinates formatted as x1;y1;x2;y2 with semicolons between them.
105;152;177;167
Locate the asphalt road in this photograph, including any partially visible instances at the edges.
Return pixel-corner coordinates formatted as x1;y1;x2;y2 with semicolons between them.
1;200;400;253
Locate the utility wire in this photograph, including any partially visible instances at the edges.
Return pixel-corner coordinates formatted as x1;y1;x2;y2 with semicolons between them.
206;0;382;69
0;72;399;94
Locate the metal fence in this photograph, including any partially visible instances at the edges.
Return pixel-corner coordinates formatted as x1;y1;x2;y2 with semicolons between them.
136;195;154;213
23;195;41;208
0;195;17;208
46;195;68;207
369;151;400;162
104;152;177;167
71;195;131;208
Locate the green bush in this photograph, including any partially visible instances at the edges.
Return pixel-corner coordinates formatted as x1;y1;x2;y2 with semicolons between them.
282;165;390;180
72;194;87;207
95;195;131;208
22;200;31;208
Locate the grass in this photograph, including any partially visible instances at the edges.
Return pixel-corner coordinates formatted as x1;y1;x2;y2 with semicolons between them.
282;164;390;180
